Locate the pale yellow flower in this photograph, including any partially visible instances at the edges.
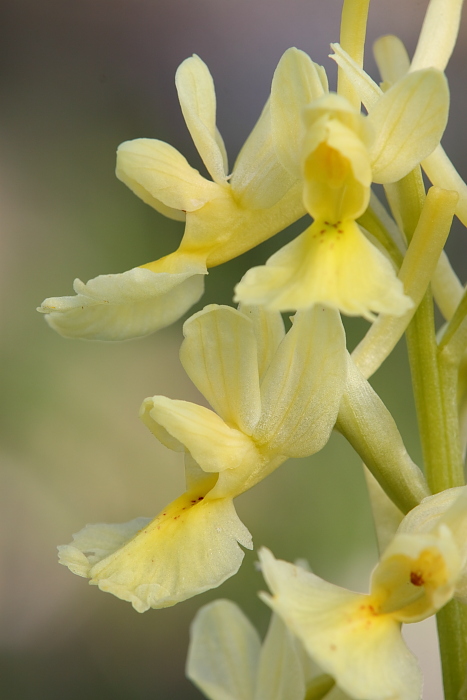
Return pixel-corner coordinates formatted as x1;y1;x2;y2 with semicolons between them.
187;599;350;700
58;303;347;610
259;486;467;700
235;49;449;320
38;53;307;340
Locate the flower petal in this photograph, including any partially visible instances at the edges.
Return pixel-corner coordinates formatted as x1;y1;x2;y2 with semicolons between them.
38;262;207;340
180;305;262;433
302;115;371;221
371;529;461;622
255;613;307;700
60;493;252;612
238;304;285;382
171;171;305;268
140;396;261;473
397;486;467;597
259;548;422;700
253;307;346;458
373;36;410;86
368;69;449;184
186;600;261;700
270;48;328;178
116;138;219;213
58;517;150;577
230;100;298;210
330;43;382;111
235;221;413;320
176;55;228;185
410;0;464;72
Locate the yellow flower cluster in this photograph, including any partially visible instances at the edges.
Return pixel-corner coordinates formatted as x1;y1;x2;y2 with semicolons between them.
39;0;467;698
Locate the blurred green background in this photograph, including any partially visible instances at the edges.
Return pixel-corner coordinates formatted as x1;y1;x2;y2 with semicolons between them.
1;0;466;698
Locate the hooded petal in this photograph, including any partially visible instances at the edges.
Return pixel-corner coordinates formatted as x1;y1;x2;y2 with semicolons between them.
302;116;371;222
253;307;346;457
38;261;207;341
116;138;220;213
180;305;262;433
59;492;251;612
371;528;462;623
234;220;413;320
175;55;228;185
186;600;261;700
140;396;261;473
397;486;467;602
368;69;449;183
270;48;328;179
259;548;422;700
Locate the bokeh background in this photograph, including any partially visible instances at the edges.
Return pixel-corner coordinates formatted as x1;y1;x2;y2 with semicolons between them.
1;0;466;698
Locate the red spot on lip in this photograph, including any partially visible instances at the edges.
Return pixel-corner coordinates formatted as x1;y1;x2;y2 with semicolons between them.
198;496;204;501
410;571;425;586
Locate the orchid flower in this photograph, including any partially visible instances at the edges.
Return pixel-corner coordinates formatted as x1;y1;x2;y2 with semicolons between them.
37;53;309;341
58;303;346;610
186;599;350;700
259;486;467;700
235;49;449;320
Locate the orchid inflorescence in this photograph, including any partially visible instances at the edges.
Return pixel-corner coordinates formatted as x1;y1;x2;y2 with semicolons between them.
40;0;467;698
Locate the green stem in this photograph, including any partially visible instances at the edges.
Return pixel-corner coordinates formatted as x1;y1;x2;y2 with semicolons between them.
396;170;466;699
437;601;467;700
405;293;450;491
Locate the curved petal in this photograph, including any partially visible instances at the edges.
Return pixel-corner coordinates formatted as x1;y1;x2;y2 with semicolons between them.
177;181;305;269
140;396;261;473
255;614;307;700
253;307;346;457
238;304;285;382
116;138;219;212
230;100;298;210
259;548;422;700
38;262;207;341
270;48;328;178
235;221;413;320
410;0;464;72
59;493;252;612
368;69;449;184
176;55;228;185
398;487;467;536
180;305;261;433
330;43;382;111
187;600;261;700
373;36;410;86
58;517;150;578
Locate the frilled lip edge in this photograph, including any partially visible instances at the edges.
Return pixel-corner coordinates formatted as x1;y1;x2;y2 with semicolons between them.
58;496;253;611
38;264;207;340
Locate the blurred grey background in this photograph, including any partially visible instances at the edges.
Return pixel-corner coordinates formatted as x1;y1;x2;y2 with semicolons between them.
1;0;466;698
